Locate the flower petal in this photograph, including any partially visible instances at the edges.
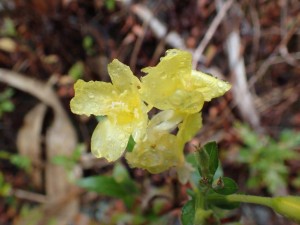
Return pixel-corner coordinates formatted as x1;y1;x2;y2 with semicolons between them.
70;79;117;116
177;112;202;147
176;161;195;184
126;132;182;173
148;110;184;132
91;118;131;162
140;49;191;110
191;70;231;101
108;59;141;92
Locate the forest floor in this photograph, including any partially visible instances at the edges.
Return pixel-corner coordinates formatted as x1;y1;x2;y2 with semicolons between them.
0;0;300;225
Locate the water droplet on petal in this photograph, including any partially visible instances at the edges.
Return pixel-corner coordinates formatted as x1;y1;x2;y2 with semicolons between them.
217;82;224;88
88;93;95;99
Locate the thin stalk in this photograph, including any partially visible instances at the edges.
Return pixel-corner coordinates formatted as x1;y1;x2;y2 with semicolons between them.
225;194;273;208
207;194;273;208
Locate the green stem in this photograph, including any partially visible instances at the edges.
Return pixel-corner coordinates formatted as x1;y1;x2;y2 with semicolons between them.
207;193;273;208
208;194;300;222
225;194;273;207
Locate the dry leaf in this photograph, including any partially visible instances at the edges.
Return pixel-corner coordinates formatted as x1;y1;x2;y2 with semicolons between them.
0;69;79;225
16;103;47;189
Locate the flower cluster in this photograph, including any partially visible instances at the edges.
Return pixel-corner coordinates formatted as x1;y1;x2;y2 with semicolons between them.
70;49;231;182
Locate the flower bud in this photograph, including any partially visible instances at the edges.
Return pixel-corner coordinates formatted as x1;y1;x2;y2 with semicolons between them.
271;196;300;222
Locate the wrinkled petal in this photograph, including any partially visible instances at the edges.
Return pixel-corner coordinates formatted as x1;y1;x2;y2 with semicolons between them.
166;89;204;113
91;118;131;162
140;49;191;110
191;70;231;101
140;49;231;113
130;104;149;142
148;110;184;132
108;59;141;92
126;132;183;173
176;161;195;184
177;112;202;148
70;79;117;116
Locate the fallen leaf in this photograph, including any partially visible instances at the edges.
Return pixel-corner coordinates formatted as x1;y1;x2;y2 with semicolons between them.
17;103;47;189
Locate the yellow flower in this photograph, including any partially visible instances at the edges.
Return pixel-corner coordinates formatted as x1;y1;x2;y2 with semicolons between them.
140;49;231;113
70;59;148;162
126;110;202;174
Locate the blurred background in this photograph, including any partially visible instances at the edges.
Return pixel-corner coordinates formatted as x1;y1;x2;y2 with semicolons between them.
0;0;299;224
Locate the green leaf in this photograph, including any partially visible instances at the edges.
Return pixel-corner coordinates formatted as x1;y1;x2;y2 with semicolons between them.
68;61;84;80
1;101;14;112
208;193;240;210
72;144;84;161
203;142;219;177
2;18;17;36
196;146;210;178
77;175;139;200
51;155;76;171
196;142;219;182
105;0;116;11
213;177;238;195
181;199;195;225
10;154;31;172
126;135;135;152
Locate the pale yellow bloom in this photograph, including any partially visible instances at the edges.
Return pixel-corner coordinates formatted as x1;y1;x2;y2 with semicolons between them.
70;59;148;162
126;110;202;174
140;49;231;113
70;49;231;176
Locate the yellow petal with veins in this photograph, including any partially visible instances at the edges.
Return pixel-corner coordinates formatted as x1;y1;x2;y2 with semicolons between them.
91;118;131;162
177;112;202;148
70;79;118;116
140;49;231;113
126;131;183;173
191;70;231;101
108;59;141;92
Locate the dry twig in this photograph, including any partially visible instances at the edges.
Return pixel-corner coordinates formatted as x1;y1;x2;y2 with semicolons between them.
192;0;234;68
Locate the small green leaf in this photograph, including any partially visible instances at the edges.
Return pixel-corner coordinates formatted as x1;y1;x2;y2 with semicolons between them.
213;177;238;195
105;0;116;11
10;155;31;172
181;199;195;225
1;101;14;112
196;142;219;182
77;175;139;200
196;146;210;178
207;193;240;210
126;135;135;152
68;61;84;80
77;176;127;197
203;142;219;177
2;18;17;36
51;155;75;170
72;144;84;161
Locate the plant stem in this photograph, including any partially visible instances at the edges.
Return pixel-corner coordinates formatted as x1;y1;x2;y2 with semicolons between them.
225;194;273;208
207;193;273;208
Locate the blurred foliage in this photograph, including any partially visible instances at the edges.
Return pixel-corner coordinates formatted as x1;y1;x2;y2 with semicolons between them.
51;143;84;181
0;17;17;36
77;162;171;224
77;162;139;208
17;205;56;225
105;0;116;11
0;88;15;118
236;123;300;194
68;61;84;81
0;151;31;173
0;172;11;197
83;35;96;56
